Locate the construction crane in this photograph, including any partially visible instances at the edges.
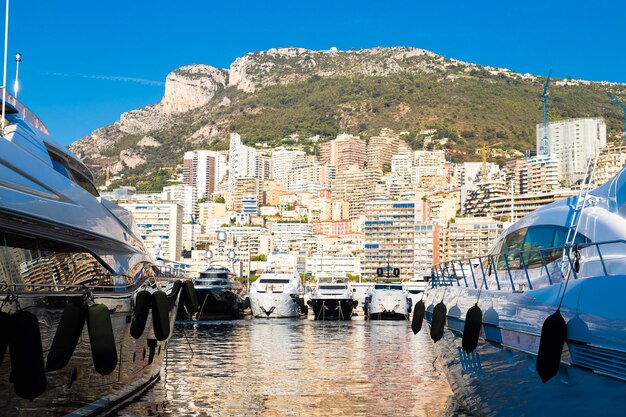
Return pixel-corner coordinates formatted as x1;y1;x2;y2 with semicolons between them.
541;70;552;155
482;141;503;181
609;93;626;141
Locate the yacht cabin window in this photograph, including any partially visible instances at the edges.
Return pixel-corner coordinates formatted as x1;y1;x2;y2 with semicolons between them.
496;225;589;270
0;231;135;290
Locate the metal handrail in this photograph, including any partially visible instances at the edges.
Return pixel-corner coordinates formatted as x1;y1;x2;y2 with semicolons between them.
0;269;189;296
431;239;626;292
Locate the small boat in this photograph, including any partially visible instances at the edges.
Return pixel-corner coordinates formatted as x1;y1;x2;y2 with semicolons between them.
364;280;412;320
249;254;306;318
192;265;248;320
308;275;357;320
421;158;626;415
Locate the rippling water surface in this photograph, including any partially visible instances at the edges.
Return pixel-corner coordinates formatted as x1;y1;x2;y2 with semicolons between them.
116;317;454;416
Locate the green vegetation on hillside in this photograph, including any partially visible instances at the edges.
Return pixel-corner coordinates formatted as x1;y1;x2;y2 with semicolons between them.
91;69;626;189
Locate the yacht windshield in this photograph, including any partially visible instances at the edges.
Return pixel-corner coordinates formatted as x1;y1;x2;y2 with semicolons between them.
374;284;403;290
319;285;347;289
200;272;230;279
259;278;290;284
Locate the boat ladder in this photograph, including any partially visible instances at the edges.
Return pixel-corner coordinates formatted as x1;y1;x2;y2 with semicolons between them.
561;153;599;277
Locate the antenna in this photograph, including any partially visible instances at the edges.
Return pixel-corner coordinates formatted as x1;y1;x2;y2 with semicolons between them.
13;51;20;98
1;0;9;135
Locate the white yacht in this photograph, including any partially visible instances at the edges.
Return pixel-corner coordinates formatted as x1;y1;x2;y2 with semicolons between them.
249;254;306;318
308;275;357;320
0;92;194;414
421;159;626;415
364;281;412;320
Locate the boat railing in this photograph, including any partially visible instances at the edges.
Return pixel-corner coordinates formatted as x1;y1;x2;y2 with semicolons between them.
0;267;189;296
431;239;626;292
154;265;188;278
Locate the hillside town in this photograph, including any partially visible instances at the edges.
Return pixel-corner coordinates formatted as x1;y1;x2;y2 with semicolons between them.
102;116;624;282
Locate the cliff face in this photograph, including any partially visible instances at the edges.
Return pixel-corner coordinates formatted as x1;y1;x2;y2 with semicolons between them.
228;47;444;92
161;65;228;113
69;46;626;186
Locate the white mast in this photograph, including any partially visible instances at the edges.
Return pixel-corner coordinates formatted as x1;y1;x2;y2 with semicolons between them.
1;0;9;135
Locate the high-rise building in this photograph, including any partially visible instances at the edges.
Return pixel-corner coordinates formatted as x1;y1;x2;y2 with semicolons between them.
525;154;559;192
362;198;427;280
391;154;413;182
183;150;226;199
271;147;306;184
119;202;183;262
287;155;335;193
256;153;273;181
331;165;381;219
415;222;444;276
367;128;412;171
228;133;257;192
536;118;606;185
162;184;196;221
320;133;367;171
414;150;447;186
505;158;528;196
232;177;259;212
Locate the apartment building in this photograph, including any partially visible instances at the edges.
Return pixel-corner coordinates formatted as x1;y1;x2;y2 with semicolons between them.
594;142;626;186
331;165;381;219
228;133;257;192
183;150;226;199
119;202;183;262
366;128;412;171
270;222;313;252
537;118;606;185
320;133;366;170
362;198;427;281
525;154;560;192
271;147;306;184
445;217;503;261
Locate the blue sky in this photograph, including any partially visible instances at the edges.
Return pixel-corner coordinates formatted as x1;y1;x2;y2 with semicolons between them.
7;0;626;145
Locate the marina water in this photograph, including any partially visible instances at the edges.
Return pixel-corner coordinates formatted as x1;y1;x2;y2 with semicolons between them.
115;318;454;416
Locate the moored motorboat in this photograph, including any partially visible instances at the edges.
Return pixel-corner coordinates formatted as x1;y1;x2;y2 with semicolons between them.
191;265;247;320
249;253;306;318
308;275;357;320
420;159;626;415
364;281;412;320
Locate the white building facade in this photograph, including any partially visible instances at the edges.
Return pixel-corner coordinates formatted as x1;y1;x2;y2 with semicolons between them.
536;118;606;186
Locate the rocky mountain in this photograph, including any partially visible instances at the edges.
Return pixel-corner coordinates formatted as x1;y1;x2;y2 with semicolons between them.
70;47;626;188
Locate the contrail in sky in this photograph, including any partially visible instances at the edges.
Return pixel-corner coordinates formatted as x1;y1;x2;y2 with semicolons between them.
48;72;165;86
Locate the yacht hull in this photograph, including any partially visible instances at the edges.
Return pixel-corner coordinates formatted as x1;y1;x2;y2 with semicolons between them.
249;292;299;318
365;290;410;321
310;298;354;320
424;273;626;416
0;291;180;416
193;289;244;320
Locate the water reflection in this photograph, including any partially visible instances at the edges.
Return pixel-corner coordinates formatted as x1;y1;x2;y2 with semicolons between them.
115;318;453;416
